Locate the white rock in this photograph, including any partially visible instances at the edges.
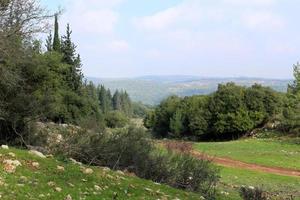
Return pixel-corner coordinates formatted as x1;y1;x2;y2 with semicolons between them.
65;194;72;200
55;187;62;192
57;165;65;171
32;162;40;168
1;145;9;149
69;158;82;165
116;170;124;175
94;185;101;191
3;159;22;167
29;150;46;158
82;168;93;174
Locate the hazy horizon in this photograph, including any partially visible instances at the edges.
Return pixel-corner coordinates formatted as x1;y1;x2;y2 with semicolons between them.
87;74;293;80
42;0;300;79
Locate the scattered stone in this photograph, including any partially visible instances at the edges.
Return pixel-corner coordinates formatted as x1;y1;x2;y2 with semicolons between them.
102;167;111;172
69;158;82;165
94;185;101;191
81;179;87;182
8;152;16;157
57;165;65;171
3;159;21;166
65;194;72;200
29;150;46;158
116;170;125;175
145;188;153;193
0;180;5;186
3;159;21;173
38;194;45;198
1;145;9;149
82;168;93;174
47;181;55;187
55;187;62;192
19;176;28;184
248;186;255;190
31;162;40;168
68;183;75;187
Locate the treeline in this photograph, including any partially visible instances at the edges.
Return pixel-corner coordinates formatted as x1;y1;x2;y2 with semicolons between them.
0;2;142;142
146;65;300;140
145;80;300;140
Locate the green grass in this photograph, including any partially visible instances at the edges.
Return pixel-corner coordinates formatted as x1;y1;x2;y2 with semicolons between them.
193;137;300;199
217;166;300;200
0;148;203;200
194;138;300;170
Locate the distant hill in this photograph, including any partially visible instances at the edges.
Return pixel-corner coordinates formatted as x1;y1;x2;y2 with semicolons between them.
88;76;292;105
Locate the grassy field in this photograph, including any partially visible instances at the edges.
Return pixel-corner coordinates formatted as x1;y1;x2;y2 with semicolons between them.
0;147;203;200
218;166;300;200
194;138;300;170
193;137;300;199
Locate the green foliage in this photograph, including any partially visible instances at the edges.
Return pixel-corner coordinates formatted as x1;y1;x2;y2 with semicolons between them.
105;111;129;128
280;63;300;134
148;83;282;140
52;125;219;198
52;14;61;52
169;110;185;137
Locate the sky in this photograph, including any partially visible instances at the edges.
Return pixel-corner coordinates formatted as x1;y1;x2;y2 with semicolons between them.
40;0;300;79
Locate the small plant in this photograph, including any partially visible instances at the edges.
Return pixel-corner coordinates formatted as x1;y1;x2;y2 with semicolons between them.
239;186;268;200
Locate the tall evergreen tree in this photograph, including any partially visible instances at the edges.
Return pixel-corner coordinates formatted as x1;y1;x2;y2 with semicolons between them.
52;14;60;52
113;90;122;111
288;63;300;94
61;24;83;92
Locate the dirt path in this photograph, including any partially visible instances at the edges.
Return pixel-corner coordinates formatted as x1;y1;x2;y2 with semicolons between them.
163;141;300;178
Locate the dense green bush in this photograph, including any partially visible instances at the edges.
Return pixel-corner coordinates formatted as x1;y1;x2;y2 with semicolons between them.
105;111;129;128
146;83;282;140
51;125;219;198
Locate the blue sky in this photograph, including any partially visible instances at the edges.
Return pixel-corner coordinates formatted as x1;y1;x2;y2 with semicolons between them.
40;0;300;79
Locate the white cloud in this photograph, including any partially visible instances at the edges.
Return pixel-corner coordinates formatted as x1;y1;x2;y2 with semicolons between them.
133;1;202;31
62;0;123;35
242;12;285;31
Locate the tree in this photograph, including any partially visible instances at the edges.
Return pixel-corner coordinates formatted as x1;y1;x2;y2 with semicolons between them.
112;90;122;110
52;13;60;52
169;110;184;137
0;0;52;142
98;85;112;113
288;63;300;94
281;63;300;133
61;23;83;92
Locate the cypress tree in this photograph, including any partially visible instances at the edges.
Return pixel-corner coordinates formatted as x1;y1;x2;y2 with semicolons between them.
53;14;60;52
61;24;83;92
113;90;122;111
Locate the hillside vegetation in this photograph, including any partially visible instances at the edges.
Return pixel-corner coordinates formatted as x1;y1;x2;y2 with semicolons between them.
0;146;203;200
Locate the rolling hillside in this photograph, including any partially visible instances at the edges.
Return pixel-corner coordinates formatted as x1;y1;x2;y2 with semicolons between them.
88;76;291;105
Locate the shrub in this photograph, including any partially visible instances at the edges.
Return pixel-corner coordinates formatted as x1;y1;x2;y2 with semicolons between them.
50;125;219;198
105;111;129;128
239;186;268;200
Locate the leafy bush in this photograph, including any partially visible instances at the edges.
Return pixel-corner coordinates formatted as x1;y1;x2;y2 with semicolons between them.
50;125;219;198
239;186;268;200
105;111;129;128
